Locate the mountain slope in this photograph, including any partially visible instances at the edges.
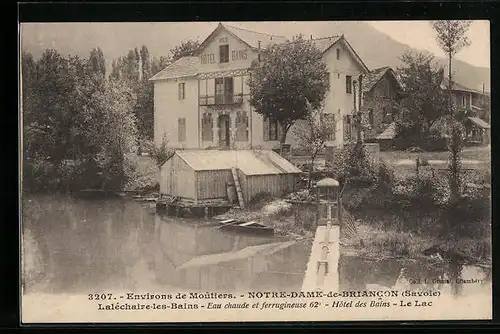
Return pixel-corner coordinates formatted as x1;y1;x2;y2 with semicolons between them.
20;21;490;92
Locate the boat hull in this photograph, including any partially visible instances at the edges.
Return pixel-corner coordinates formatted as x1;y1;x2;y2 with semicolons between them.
220;223;274;236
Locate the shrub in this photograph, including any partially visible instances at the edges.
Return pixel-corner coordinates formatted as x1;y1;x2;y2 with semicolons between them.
248;191;275;210
148;135;174;168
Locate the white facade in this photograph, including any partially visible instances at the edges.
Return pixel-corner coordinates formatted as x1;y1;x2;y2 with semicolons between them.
151;23;368;150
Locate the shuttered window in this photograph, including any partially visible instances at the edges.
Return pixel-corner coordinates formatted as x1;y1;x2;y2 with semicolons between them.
346;75;352;94
178;118;186;142
323;113;335;141
343;115;352;141
263;116;279;141
202;113;213;142
235;110;249;141
178;83;185;100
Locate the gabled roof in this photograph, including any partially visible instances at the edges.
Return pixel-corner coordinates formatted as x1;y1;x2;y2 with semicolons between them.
310;36;342;53
196;23;288;55
288;35;369;73
149;56;199;81
441;78;490;96
168;150;302;175
224;24;288;49
362;66;402;93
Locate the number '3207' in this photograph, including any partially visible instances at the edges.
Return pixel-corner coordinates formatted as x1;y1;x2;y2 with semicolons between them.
88;293;114;300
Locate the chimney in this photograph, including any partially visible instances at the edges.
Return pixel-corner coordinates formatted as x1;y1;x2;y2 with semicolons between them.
310;34;313;40
270;36;272;41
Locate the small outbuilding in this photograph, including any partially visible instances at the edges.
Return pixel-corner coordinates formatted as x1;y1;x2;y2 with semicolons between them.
159;149;302;206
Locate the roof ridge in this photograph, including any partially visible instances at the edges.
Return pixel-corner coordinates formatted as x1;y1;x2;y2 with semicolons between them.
311;35;342;41
222;23;287;39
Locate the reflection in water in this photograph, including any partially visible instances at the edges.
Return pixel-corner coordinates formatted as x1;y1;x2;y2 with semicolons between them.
22;195;491;297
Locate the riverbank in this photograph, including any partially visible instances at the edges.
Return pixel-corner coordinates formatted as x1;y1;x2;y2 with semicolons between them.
127;155;490;267
212;195;490;268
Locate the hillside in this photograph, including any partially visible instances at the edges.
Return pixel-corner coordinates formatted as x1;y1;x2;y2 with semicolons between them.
20;21;490;92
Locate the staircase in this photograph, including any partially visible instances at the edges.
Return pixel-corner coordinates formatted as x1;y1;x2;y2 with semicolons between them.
231;167;245;210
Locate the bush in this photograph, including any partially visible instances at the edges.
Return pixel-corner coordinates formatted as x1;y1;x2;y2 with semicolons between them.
147;136;174;168
248;191;275;210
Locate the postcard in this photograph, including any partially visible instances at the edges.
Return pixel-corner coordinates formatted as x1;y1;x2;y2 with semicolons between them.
20;20;491;323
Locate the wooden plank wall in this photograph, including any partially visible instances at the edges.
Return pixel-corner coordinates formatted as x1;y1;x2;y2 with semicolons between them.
195;169;233;201
160;155;196;199
245;174;298;204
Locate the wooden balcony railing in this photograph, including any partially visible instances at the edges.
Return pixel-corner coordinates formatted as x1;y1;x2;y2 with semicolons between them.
199;94;244;106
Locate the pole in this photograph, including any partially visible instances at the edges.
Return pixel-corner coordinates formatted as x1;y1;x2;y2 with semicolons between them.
357;74;363;144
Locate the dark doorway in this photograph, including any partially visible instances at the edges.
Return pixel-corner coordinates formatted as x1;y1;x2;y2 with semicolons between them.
218;114;230;149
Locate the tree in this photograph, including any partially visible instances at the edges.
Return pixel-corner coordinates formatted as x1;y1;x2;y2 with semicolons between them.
247;35;330;143
170;39;200;62
431;20;472;116
293;101;336;188
395;51;448;148
431;20;472;205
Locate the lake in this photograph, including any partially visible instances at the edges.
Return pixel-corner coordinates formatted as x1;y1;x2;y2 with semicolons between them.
22;195;491;297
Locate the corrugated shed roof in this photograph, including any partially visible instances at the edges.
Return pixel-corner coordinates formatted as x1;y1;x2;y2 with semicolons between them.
467;117;490;129
149;56;199;81
362;66;392;93
223;24;288;49
171;150;302;175
375;122;397;140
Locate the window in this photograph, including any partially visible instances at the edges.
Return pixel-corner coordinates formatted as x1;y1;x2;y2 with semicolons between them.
202;113;213;142
323;113;336;141
368;109;374;127
219;44;229;63
383;107;393;123
462;95;466;106
235;110;249;141
336;48;340;60
178;83;185;100
215;77;234;104
343;115;352;140
346;75;352;94
263;116;279;141
178;118;186;142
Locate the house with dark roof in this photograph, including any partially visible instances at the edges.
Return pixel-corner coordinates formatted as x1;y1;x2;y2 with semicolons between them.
440;79;490;145
150;22;369;150
360;66;403;150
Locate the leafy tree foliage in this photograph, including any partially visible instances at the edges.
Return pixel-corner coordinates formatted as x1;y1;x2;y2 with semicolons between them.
293;102;336;188
394;51;448;149
21;49;139;193
247;35;330;143
170;39;200;62
431;20;473;226
110;40;199;141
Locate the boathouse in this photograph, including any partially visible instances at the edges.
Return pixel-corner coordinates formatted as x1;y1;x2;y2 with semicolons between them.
159;149;302;206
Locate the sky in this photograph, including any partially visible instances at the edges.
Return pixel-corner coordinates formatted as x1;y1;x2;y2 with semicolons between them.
368;21;490;68
20;20;490;69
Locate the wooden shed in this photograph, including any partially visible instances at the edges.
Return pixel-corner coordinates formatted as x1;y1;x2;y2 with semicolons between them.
159;149;302;205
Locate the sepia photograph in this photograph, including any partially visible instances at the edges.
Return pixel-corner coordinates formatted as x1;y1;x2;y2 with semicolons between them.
20;20;491;323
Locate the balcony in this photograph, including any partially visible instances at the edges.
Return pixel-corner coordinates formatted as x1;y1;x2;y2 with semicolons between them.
199;94;244;106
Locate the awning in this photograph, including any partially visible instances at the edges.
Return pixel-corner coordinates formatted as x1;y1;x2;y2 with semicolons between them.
467;117;490;129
